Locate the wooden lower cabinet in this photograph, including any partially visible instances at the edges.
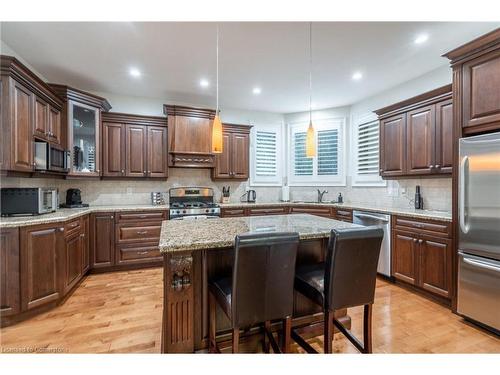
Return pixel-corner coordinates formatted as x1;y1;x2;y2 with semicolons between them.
289;206;332;217
90;213;115;269
0;228;20;316
116;243;162;266
419;236;452;298
62;230;84;295
332;208;353;222
20;223;64;311
82;215;90;273
392;230;418;285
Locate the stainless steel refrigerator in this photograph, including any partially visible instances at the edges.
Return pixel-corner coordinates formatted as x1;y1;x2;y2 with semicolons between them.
458;131;500;333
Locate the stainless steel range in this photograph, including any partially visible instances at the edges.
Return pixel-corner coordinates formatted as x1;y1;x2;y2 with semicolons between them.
169;187;221;220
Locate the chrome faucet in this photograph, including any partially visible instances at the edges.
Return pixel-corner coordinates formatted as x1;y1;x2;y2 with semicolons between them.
317;189;328;203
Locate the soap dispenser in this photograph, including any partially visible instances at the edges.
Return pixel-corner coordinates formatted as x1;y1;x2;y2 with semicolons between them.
337;193;343;203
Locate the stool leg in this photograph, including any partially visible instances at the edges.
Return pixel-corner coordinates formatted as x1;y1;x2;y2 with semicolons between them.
208;291;216;353
282;316;292;353
232;328;240;353
363;304;373;354
324;310;334;354
263;321;271;353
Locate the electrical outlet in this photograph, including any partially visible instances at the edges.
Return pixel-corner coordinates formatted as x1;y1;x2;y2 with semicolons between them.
401;187;407;195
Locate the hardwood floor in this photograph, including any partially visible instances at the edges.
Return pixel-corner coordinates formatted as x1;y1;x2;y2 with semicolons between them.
1;268;498;353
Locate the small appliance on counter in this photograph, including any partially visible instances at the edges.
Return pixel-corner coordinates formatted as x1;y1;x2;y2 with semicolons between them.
151;192;166;206
241;189;256;203
60;188;89;208
414;185;424;209
1;187;58;216
221;186;230;203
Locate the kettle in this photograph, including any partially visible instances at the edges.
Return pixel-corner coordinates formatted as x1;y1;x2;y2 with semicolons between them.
245;190;256;203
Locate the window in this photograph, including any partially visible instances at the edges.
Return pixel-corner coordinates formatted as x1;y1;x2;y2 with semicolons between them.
250;124;282;186
352;115;385;186
289;118;346;186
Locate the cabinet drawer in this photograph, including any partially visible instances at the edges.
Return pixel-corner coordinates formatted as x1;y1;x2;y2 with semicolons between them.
115;211;167;222
116;243;162;265
221;208;246;217
116;223;162;243
333;208;353;222
64;218;82;237
289;206;332;217
247;206;288;216
394;216;451;238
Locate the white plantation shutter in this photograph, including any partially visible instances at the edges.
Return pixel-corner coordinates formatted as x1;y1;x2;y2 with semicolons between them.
317;129;338;176
293;132;313;176
255;130;277;177
357;121;379;176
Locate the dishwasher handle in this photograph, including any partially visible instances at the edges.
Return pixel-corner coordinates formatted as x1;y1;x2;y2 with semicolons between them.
353;212;389;224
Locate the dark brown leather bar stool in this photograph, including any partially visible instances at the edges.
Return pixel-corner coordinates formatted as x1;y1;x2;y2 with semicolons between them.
292;227;384;354
208;232;299;353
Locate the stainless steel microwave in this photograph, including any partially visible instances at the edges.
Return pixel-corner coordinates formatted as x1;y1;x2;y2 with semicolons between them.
0;188;58;216
35;141;70;173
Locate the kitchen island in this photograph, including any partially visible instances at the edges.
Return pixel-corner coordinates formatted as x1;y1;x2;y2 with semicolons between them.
158;214;359;353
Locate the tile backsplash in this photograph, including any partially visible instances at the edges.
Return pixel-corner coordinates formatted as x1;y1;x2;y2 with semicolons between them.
1;170;451;212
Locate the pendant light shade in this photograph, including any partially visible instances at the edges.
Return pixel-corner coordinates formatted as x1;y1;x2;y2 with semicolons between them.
212;113;223;153
212;24;223;154
305;22;316;157
306;121;316;157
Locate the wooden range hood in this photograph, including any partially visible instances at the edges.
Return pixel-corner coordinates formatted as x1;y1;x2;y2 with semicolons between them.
163;104;216;168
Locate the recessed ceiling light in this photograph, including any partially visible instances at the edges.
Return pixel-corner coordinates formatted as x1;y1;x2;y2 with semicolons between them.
199;79;209;88
252;87;262;95
414;34;429;45
352;72;363;81
129;68;141;78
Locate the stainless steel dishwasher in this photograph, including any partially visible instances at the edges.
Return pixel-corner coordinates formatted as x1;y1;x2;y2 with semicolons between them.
353;210;391;277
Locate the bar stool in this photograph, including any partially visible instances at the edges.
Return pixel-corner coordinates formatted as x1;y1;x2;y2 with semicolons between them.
208;232;299;353
292;227;384;354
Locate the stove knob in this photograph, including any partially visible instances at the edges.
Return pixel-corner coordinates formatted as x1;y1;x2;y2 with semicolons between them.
176;210;180;214
211;209;215;213
205;209;209;213
182;210;186;214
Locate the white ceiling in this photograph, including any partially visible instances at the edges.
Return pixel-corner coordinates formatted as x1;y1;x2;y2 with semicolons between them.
1;22;498;113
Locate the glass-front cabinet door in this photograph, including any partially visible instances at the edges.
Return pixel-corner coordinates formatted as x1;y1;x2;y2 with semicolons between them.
68;100;100;176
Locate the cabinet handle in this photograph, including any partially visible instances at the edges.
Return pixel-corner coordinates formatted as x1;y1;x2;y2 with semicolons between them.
59;227;65;232
413;238;418;243
110;216;114;219
435;165;441;169
121;169;125;174
137;251;149;255
418;239;423;244
429;165;434;168
137;231;148;235
80;233;85;238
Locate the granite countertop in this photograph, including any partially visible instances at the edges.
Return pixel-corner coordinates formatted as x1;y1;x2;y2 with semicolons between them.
0;204;169;228
159;214;359;253
219;201;452;222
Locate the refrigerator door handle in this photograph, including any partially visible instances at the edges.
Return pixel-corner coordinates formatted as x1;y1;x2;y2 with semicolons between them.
462;256;500;273
459;155;469;234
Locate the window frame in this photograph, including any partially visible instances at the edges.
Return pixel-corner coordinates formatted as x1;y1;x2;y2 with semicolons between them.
249;123;283;187
351;113;386;187
288;118;346;187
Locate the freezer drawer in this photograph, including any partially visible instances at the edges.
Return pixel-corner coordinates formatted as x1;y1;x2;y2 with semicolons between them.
457;251;500;332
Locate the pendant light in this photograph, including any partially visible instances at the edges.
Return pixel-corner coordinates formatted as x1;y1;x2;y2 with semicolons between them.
212;24;223;153
305;22;316;158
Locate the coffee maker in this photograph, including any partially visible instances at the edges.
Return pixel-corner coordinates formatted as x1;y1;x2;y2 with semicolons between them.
60;188;89;208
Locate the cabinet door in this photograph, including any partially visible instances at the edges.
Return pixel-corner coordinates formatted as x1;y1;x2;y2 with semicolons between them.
147;126;168;178
231;132;249;179
82;215;90;274
102;122;125;177
406;105;435;175
20;224;63;310
0;228;20;316
392;231;418;285
34;96;49;139
62;231;83;295
380;114;406;177
213;133;232;179
90;213;115;269
11;80;34;172
435;99;453;174
419;236;452;298
49;106;62;145
462;49;500;133
125;124;147;177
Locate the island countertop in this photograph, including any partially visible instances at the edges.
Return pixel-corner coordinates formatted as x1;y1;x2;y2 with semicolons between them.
159;213;360;253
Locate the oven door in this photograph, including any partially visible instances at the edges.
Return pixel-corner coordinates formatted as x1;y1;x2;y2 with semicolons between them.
171;215;219;221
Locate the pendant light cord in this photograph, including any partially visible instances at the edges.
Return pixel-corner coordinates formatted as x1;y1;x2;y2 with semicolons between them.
216;24;219;114
309;22;312;125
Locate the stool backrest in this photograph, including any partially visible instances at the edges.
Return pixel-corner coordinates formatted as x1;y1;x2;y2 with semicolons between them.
232;232;299;327
324;227;384;310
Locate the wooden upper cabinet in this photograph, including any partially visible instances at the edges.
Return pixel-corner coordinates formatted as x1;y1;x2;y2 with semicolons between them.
48;106;61;145
435;99;453;174
0;228;20;317
102;122;125;177
20;224;63;311
212;124;251;180
406;105;435;175
12;80;34;172
34;96;49;139
125;124;147;177
380;114;406;177
147;126;168;178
